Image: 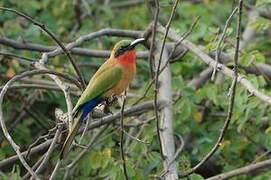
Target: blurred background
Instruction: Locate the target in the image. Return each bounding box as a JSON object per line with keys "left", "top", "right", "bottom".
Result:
{"left": 1, "top": 0, "right": 271, "bottom": 179}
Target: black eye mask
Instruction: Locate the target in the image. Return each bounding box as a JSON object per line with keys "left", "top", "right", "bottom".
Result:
{"left": 114, "top": 44, "right": 133, "bottom": 57}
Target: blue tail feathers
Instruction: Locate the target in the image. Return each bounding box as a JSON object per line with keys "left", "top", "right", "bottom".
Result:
{"left": 80, "top": 97, "right": 103, "bottom": 122}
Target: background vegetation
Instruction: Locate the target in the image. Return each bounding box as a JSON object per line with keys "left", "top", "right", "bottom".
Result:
{"left": 1, "top": 0, "right": 271, "bottom": 179}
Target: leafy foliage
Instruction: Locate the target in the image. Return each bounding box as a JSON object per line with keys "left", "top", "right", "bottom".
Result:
{"left": 0, "top": 0, "right": 271, "bottom": 179}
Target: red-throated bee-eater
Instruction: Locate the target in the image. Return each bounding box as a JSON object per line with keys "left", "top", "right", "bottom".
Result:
{"left": 60, "top": 38, "right": 145, "bottom": 159}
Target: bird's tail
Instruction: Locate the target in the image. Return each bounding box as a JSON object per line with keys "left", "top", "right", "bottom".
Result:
{"left": 60, "top": 111, "right": 82, "bottom": 159}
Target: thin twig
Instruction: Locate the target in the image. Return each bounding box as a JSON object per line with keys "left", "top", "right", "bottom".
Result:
{"left": 163, "top": 27, "right": 271, "bottom": 105}
{"left": 153, "top": 1, "right": 180, "bottom": 179}
{"left": 154, "top": 0, "right": 179, "bottom": 159}
{"left": 0, "top": 84, "right": 77, "bottom": 95}
{"left": 0, "top": 51, "right": 35, "bottom": 62}
{"left": 0, "top": 74, "right": 40, "bottom": 179}
{"left": 0, "top": 36, "right": 149, "bottom": 58}
{"left": 31, "top": 124, "right": 63, "bottom": 179}
{"left": 211, "top": 7, "right": 238, "bottom": 80}
{"left": 207, "top": 158, "right": 271, "bottom": 180}
{"left": 64, "top": 125, "right": 109, "bottom": 177}
{"left": 179, "top": 0, "right": 243, "bottom": 177}
{"left": 49, "top": 160, "right": 61, "bottom": 180}
{"left": 78, "top": 114, "right": 90, "bottom": 144}
{"left": 0, "top": 69, "right": 80, "bottom": 177}
{"left": 133, "top": 18, "right": 198, "bottom": 106}
{"left": 26, "top": 127, "right": 57, "bottom": 159}
{"left": 159, "top": 134, "right": 184, "bottom": 178}
{"left": 158, "top": 16, "right": 200, "bottom": 75}
{"left": 120, "top": 91, "right": 129, "bottom": 180}
{"left": 0, "top": 7, "right": 86, "bottom": 87}
{"left": 122, "top": 129, "right": 149, "bottom": 144}
{"left": 0, "top": 100, "right": 166, "bottom": 170}
{"left": 148, "top": 0, "right": 160, "bottom": 78}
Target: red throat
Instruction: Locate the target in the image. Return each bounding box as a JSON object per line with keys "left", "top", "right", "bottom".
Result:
{"left": 117, "top": 49, "right": 136, "bottom": 65}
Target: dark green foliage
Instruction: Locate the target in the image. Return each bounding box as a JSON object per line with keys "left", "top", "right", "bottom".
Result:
{"left": 1, "top": 0, "right": 271, "bottom": 179}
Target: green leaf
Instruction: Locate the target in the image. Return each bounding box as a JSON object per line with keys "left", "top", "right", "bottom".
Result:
{"left": 189, "top": 174, "right": 205, "bottom": 180}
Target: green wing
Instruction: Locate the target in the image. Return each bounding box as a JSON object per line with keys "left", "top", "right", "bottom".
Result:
{"left": 74, "top": 63, "right": 122, "bottom": 111}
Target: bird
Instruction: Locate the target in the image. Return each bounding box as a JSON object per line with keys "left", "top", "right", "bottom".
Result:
{"left": 60, "top": 38, "right": 145, "bottom": 159}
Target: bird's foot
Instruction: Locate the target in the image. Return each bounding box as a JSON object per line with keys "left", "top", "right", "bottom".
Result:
{"left": 104, "top": 106, "right": 113, "bottom": 115}
{"left": 105, "top": 96, "right": 118, "bottom": 106}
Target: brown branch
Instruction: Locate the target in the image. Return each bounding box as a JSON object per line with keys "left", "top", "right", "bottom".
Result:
{"left": 153, "top": 0, "right": 180, "bottom": 179}
{"left": 0, "top": 37, "right": 148, "bottom": 58}
{"left": 211, "top": 7, "right": 238, "bottom": 80}
{"left": 0, "top": 100, "right": 166, "bottom": 170}
{"left": 148, "top": 0, "right": 160, "bottom": 78}
{"left": 178, "top": 0, "right": 243, "bottom": 177}
{"left": 207, "top": 158, "right": 271, "bottom": 180}
{"left": 49, "top": 160, "right": 61, "bottom": 180}
{"left": 0, "top": 51, "right": 35, "bottom": 63}
{"left": 64, "top": 125, "right": 109, "bottom": 178}
{"left": 31, "top": 124, "right": 63, "bottom": 179}
{"left": 120, "top": 91, "right": 129, "bottom": 180}
{"left": 0, "top": 84, "right": 78, "bottom": 96}
{"left": 162, "top": 25, "right": 271, "bottom": 105}
{"left": 158, "top": 16, "right": 200, "bottom": 75}
{"left": 45, "top": 28, "right": 141, "bottom": 58}
{"left": 0, "top": 69, "right": 82, "bottom": 176}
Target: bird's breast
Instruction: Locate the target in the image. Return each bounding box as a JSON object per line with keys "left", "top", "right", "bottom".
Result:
{"left": 104, "top": 63, "right": 136, "bottom": 96}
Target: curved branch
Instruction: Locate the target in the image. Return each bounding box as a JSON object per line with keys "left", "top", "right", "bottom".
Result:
{"left": 0, "top": 7, "right": 86, "bottom": 87}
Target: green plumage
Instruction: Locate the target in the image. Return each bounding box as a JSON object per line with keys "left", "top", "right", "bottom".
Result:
{"left": 60, "top": 38, "right": 144, "bottom": 159}
{"left": 73, "top": 63, "right": 123, "bottom": 112}
{"left": 60, "top": 62, "right": 123, "bottom": 159}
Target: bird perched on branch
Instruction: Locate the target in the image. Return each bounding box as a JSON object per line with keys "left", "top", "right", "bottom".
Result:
{"left": 60, "top": 38, "right": 145, "bottom": 159}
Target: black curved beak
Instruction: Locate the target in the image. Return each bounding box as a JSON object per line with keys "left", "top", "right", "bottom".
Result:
{"left": 130, "top": 38, "right": 145, "bottom": 48}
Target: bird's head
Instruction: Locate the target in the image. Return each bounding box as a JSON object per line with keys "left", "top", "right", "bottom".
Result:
{"left": 111, "top": 38, "right": 145, "bottom": 63}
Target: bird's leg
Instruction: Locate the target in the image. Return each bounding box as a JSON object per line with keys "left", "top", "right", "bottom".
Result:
{"left": 106, "top": 96, "right": 118, "bottom": 105}
{"left": 104, "top": 103, "right": 113, "bottom": 115}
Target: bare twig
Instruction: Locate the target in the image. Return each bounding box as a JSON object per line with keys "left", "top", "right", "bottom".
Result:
{"left": 120, "top": 91, "right": 129, "bottom": 180}
{"left": 0, "top": 51, "right": 35, "bottom": 62}
{"left": 0, "top": 84, "right": 78, "bottom": 96}
{"left": 154, "top": 0, "right": 179, "bottom": 156}
{"left": 49, "top": 160, "right": 61, "bottom": 180}
{"left": 158, "top": 16, "right": 200, "bottom": 75}
{"left": 26, "top": 127, "right": 57, "bottom": 159}
{"left": 159, "top": 134, "right": 184, "bottom": 177}
{"left": 0, "top": 73, "right": 41, "bottom": 179}
{"left": 179, "top": 0, "right": 243, "bottom": 177}
{"left": 153, "top": 1, "right": 179, "bottom": 179}
{"left": 0, "top": 37, "right": 149, "bottom": 59}
{"left": 0, "top": 7, "right": 86, "bottom": 87}
{"left": 65, "top": 125, "right": 109, "bottom": 174}
{"left": 122, "top": 129, "right": 150, "bottom": 144}
{"left": 31, "top": 124, "right": 63, "bottom": 179}
{"left": 0, "top": 100, "right": 166, "bottom": 170}
{"left": 133, "top": 18, "right": 198, "bottom": 107}
{"left": 0, "top": 69, "right": 81, "bottom": 176}
{"left": 207, "top": 158, "right": 271, "bottom": 180}
{"left": 43, "top": 28, "right": 141, "bottom": 59}
{"left": 163, "top": 27, "right": 271, "bottom": 105}
{"left": 148, "top": 0, "right": 160, "bottom": 78}
{"left": 211, "top": 7, "right": 238, "bottom": 80}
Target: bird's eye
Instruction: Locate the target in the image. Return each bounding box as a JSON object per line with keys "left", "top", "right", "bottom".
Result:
{"left": 121, "top": 44, "right": 129, "bottom": 50}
